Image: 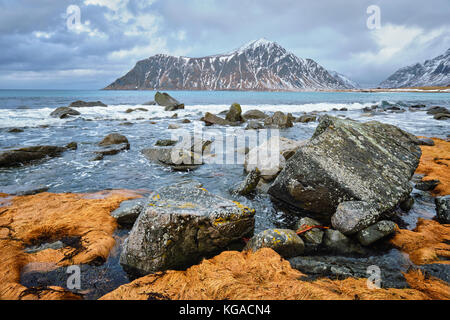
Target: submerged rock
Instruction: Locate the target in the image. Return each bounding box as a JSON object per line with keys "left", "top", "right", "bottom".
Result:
{"left": 242, "top": 109, "right": 268, "bottom": 120}
{"left": 8, "top": 128, "right": 24, "bottom": 133}
{"left": 356, "top": 220, "right": 397, "bottom": 246}
{"left": 0, "top": 145, "right": 68, "bottom": 167}
{"left": 244, "top": 229, "right": 304, "bottom": 258}
{"left": 69, "top": 100, "right": 107, "bottom": 108}
{"left": 50, "top": 107, "right": 81, "bottom": 119}
{"left": 154, "top": 92, "right": 184, "bottom": 111}
{"left": 120, "top": 183, "right": 255, "bottom": 275}
{"left": 435, "top": 195, "right": 450, "bottom": 224}
{"left": 93, "top": 143, "right": 130, "bottom": 161}
{"left": 269, "top": 116, "right": 421, "bottom": 216}
{"left": 99, "top": 133, "right": 129, "bottom": 147}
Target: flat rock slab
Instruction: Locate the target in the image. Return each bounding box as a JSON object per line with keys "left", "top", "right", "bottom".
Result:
{"left": 120, "top": 183, "right": 255, "bottom": 275}
{"left": 269, "top": 116, "right": 421, "bottom": 216}
{"left": 0, "top": 146, "right": 68, "bottom": 167}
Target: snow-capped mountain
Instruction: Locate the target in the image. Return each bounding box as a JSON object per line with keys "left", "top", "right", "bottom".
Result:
{"left": 380, "top": 48, "right": 450, "bottom": 88}
{"left": 329, "top": 71, "right": 359, "bottom": 89}
{"left": 105, "top": 39, "right": 354, "bottom": 91}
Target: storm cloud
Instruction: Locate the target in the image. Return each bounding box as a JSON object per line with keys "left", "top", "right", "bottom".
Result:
{"left": 0, "top": 0, "right": 449, "bottom": 89}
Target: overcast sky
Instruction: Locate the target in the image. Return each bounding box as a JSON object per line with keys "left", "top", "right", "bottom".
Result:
{"left": 0, "top": 0, "right": 449, "bottom": 89}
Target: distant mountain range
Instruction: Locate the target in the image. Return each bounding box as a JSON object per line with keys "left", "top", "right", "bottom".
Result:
{"left": 105, "top": 38, "right": 358, "bottom": 91}
{"left": 380, "top": 48, "right": 450, "bottom": 88}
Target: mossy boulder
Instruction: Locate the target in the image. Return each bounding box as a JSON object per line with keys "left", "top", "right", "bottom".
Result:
{"left": 120, "top": 183, "right": 255, "bottom": 275}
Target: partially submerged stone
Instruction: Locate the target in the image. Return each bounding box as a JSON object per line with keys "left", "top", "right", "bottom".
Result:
{"left": 111, "top": 199, "right": 145, "bottom": 227}
{"left": 244, "top": 229, "right": 304, "bottom": 258}
{"left": 120, "top": 183, "right": 255, "bottom": 275}
{"left": 242, "top": 109, "right": 268, "bottom": 120}
{"left": 269, "top": 116, "right": 421, "bottom": 216}
{"left": 154, "top": 92, "right": 184, "bottom": 111}
{"left": 0, "top": 145, "right": 69, "bottom": 167}
{"left": 356, "top": 220, "right": 397, "bottom": 246}
{"left": 233, "top": 169, "right": 261, "bottom": 196}
{"left": 99, "top": 133, "right": 129, "bottom": 147}
{"left": 50, "top": 107, "right": 81, "bottom": 119}
{"left": 201, "top": 112, "right": 234, "bottom": 126}
{"left": 435, "top": 195, "right": 450, "bottom": 224}
{"left": 263, "top": 111, "right": 293, "bottom": 129}
{"left": 69, "top": 100, "right": 107, "bottom": 108}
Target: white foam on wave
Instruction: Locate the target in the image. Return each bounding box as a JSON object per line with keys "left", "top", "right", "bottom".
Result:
{"left": 0, "top": 102, "right": 378, "bottom": 128}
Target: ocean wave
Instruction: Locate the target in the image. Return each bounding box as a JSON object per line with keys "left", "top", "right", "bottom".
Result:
{"left": 0, "top": 102, "right": 379, "bottom": 128}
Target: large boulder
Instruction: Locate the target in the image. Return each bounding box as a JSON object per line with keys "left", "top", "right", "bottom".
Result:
{"left": 225, "top": 103, "right": 244, "bottom": 122}
{"left": 154, "top": 92, "right": 184, "bottom": 111}
{"left": 244, "top": 229, "right": 304, "bottom": 258}
{"left": 69, "top": 100, "right": 107, "bottom": 108}
{"left": 244, "top": 136, "right": 304, "bottom": 181}
{"left": 264, "top": 111, "right": 294, "bottom": 129}
{"left": 268, "top": 116, "right": 421, "bottom": 217}
{"left": 435, "top": 196, "right": 450, "bottom": 224}
{"left": 50, "top": 107, "right": 81, "bottom": 119}
{"left": 120, "top": 183, "right": 255, "bottom": 275}
{"left": 0, "top": 146, "right": 68, "bottom": 167}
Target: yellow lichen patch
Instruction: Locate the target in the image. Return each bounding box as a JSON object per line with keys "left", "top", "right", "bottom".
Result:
{"left": 177, "top": 202, "right": 197, "bottom": 209}
{"left": 232, "top": 201, "right": 256, "bottom": 216}
{"left": 390, "top": 218, "right": 450, "bottom": 265}
{"left": 415, "top": 137, "right": 450, "bottom": 196}
{"left": 0, "top": 190, "right": 141, "bottom": 300}
{"left": 100, "top": 248, "right": 442, "bottom": 300}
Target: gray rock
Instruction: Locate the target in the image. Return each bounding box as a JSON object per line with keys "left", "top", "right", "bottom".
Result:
{"left": 269, "top": 116, "right": 421, "bottom": 216}
{"left": 120, "top": 183, "right": 255, "bottom": 275}
{"left": 244, "top": 229, "right": 304, "bottom": 258}
{"left": 168, "top": 124, "right": 181, "bottom": 129}
{"left": 356, "top": 220, "right": 397, "bottom": 246}
{"left": 225, "top": 103, "right": 244, "bottom": 122}
{"left": 294, "top": 217, "right": 324, "bottom": 251}
{"left": 93, "top": 143, "right": 130, "bottom": 161}
{"left": 0, "top": 146, "right": 68, "bottom": 167}
{"left": 426, "top": 106, "right": 449, "bottom": 115}
{"left": 201, "top": 112, "right": 234, "bottom": 126}
{"left": 289, "top": 249, "right": 411, "bottom": 288}
{"left": 400, "top": 196, "right": 414, "bottom": 212}
{"left": 245, "top": 121, "right": 264, "bottom": 130}
{"left": 296, "top": 115, "right": 317, "bottom": 123}
{"left": 50, "top": 107, "right": 81, "bottom": 119}
{"left": 264, "top": 111, "right": 293, "bottom": 128}
{"left": 233, "top": 169, "right": 261, "bottom": 196}
{"left": 111, "top": 199, "right": 145, "bottom": 227}
{"left": 415, "top": 179, "right": 440, "bottom": 191}
{"left": 143, "top": 101, "right": 156, "bottom": 106}
{"left": 99, "top": 133, "right": 129, "bottom": 147}
{"left": 154, "top": 92, "right": 184, "bottom": 111}
{"left": 435, "top": 195, "right": 450, "bottom": 224}
{"left": 434, "top": 113, "right": 450, "bottom": 120}
{"left": 69, "top": 100, "right": 107, "bottom": 108}
{"left": 244, "top": 136, "right": 303, "bottom": 181}
{"left": 155, "top": 139, "right": 178, "bottom": 147}
{"left": 242, "top": 110, "right": 268, "bottom": 120}
{"left": 331, "top": 201, "right": 383, "bottom": 235}
{"left": 417, "top": 137, "right": 435, "bottom": 146}
{"left": 323, "top": 229, "right": 366, "bottom": 255}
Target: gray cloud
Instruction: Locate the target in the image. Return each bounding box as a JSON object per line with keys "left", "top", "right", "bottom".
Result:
{"left": 0, "top": 0, "right": 449, "bottom": 89}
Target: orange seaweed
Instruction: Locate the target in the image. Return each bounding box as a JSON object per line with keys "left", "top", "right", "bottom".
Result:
{"left": 415, "top": 137, "right": 450, "bottom": 196}
{"left": 390, "top": 218, "right": 450, "bottom": 265}
{"left": 0, "top": 190, "right": 141, "bottom": 300}
{"left": 100, "top": 248, "right": 445, "bottom": 301}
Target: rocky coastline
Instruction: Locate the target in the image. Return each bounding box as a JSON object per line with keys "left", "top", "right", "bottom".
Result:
{"left": 0, "top": 92, "right": 449, "bottom": 300}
